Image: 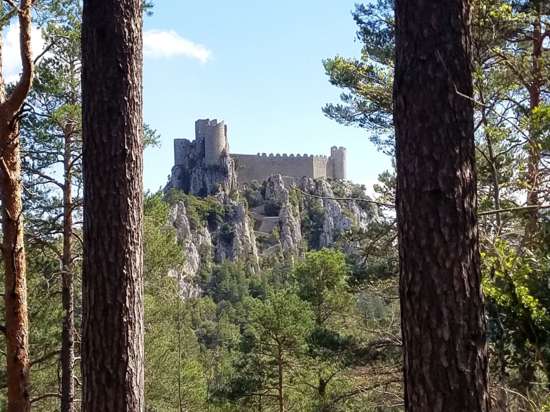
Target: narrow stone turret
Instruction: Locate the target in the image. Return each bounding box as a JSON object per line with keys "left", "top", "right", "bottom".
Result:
{"left": 329, "top": 146, "right": 347, "bottom": 180}
{"left": 196, "top": 119, "right": 228, "bottom": 166}
{"left": 169, "top": 119, "right": 236, "bottom": 196}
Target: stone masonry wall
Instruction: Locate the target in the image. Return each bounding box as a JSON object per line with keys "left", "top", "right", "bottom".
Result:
{"left": 233, "top": 153, "right": 330, "bottom": 183}
{"left": 171, "top": 119, "right": 347, "bottom": 191}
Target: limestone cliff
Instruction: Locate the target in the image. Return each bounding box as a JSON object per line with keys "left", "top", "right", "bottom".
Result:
{"left": 244, "top": 175, "right": 377, "bottom": 260}
{"left": 169, "top": 194, "right": 259, "bottom": 279}
{"left": 170, "top": 201, "right": 212, "bottom": 279}
{"left": 252, "top": 175, "right": 303, "bottom": 260}
{"left": 167, "top": 174, "right": 377, "bottom": 280}
{"left": 299, "top": 177, "right": 376, "bottom": 249}
{"left": 213, "top": 201, "right": 259, "bottom": 264}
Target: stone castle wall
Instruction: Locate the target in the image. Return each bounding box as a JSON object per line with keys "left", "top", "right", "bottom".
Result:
{"left": 313, "top": 156, "right": 330, "bottom": 179}
{"left": 173, "top": 119, "right": 347, "bottom": 188}
{"left": 233, "top": 153, "right": 330, "bottom": 183}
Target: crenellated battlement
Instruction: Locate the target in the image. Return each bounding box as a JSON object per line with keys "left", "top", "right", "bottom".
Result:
{"left": 173, "top": 119, "right": 347, "bottom": 185}
{"left": 252, "top": 152, "right": 328, "bottom": 160}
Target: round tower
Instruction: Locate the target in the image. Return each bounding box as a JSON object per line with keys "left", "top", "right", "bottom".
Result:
{"left": 201, "top": 119, "right": 228, "bottom": 166}
{"left": 330, "top": 146, "right": 347, "bottom": 180}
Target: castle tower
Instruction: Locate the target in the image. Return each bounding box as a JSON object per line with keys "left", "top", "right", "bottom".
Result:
{"left": 174, "top": 139, "right": 186, "bottom": 165}
{"left": 196, "top": 119, "right": 228, "bottom": 166}
{"left": 329, "top": 146, "right": 347, "bottom": 180}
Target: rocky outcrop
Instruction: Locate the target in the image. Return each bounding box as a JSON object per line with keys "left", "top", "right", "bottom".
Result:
{"left": 168, "top": 202, "right": 210, "bottom": 298}
{"left": 169, "top": 197, "right": 259, "bottom": 281}
{"left": 299, "top": 177, "right": 377, "bottom": 248}
{"left": 213, "top": 200, "right": 259, "bottom": 266}
{"left": 167, "top": 136, "right": 237, "bottom": 196}
{"left": 170, "top": 201, "right": 212, "bottom": 278}
{"left": 167, "top": 168, "right": 376, "bottom": 282}
{"left": 246, "top": 175, "right": 376, "bottom": 258}
{"left": 263, "top": 175, "right": 303, "bottom": 258}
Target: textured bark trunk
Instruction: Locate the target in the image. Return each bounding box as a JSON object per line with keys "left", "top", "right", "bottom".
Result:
{"left": 81, "top": 0, "right": 144, "bottom": 411}
{"left": 61, "top": 131, "right": 75, "bottom": 412}
{"left": 0, "top": 1, "right": 34, "bottom": 411}
{"left": 0, "top": 123, "right": 30, "bottom": 412}
{"left": 394, "top": 1, "right": 490, "bottom": 411}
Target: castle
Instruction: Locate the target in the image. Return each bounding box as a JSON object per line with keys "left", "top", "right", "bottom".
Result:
{"left": 173, "top": 119, "right": 347, "bottom": 188}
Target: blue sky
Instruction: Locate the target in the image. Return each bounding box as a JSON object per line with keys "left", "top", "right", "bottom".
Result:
{"left": 142, "top": 1, "right": 391, "bottom": 192}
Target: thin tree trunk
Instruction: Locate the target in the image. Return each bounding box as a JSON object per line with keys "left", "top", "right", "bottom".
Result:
{"left": 60, "top": 130, "right": 75, "bottom": 412}
{"left": 525, "top": 4, "right": 543, "bottom": 241}
{"left": 0, "top": 1, "right": 34, "bottom": 411}
{"left": 277, "top": 346, "right": 284, "bottom": 412}
{"left": 81, "top": 0, "right": 144, "bottom": 410}
{"left": 478, "top": 87, "right": 502, "bottom": 232}
{"left": 485, "top": 135, "right": 501, "bottom": 231}
{"left": 394, "top": 1, "right": 490, "bottom": 411}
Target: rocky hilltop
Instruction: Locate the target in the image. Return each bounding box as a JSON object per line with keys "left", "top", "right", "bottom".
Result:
{"left": 166, "top": 174, "right": 377, "bottom": 280}
{"left": 166, "top": 129, "right": 237, "bottom": 196}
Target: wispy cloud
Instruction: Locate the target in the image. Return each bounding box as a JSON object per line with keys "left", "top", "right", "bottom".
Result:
{"left": 3, "top": 23, "right": 45, "bottom": 83}
{"left": 144, "top": 30, "right": 212, "bottom": 63}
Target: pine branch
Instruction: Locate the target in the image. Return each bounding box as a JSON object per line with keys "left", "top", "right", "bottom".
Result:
{"left": 30, "top": 349, "right": 60, "bottom": 367}
{"left": 1, "top": 0, "right": 34, "bottom": 116}
{"left": 294, "top": 186, "right": 550, "bottom": 217}
{"left": 478, "top": 204, "right": 550, "bottom": 216}
{"left": 30, "top": 393, "right": 61, "bottom": 404}
{"left": 292, "top": 186, "right": 393, "bottom": 207}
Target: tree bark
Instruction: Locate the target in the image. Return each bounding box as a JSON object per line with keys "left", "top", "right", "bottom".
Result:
{"left": 61, "top": 128, "right": 75, "bottom": 412}
{"left": 393, "top": 1, "right": 490, "bottom": 411}
{"left": 81, "top": 1, "right": 144, "bottom": 411}
{"left": 525, "top": 3, "right": 543, "bottom": 241}
{"left": 0, "top": 122, "right": 30, "bottom": 412}
{"left": 0, "top": 1, "right": 34, "bottom": 411}
{"left": 277, "top": 346, "right": 284, "bottom": 412}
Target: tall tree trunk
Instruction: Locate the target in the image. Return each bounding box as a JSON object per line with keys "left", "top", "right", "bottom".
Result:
{"left": 393, "top": 1, "right": 490, "bottom": 411}
{"left": 0, "top": 1, "right": 34, "bottom": 411}
{"left": 277, "top": 346, "right": 284, "bottom": 412}
{"left": 0, "top": 122, "right": 30, "bottom": 412}
{"left": 61, "top": 130, "right": 75, "bottom": 412}
{"left": 81, "top": 0, "right": 144, "bottom": 410}
{"left": 525, "top": 3, "right": 543, "bottom": 241}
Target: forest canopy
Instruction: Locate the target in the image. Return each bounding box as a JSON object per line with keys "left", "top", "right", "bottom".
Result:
{"left": 0, "top": 0, "right": 549, "bottom": 411}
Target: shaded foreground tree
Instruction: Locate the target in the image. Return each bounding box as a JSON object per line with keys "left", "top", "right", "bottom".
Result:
{"left": 0, "top": 1, "right": 35, "bottom": 411}
{"left": 81, "top": 0, "right": 144, "bottom": 410}
{"left": 394, "top": 1, "right": 490, "bottom": 411}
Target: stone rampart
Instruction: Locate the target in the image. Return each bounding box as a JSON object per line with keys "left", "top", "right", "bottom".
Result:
{"left": 232, "top": 153, "right": 330, "bottom": 183}
{"left": 171, "top": 119, "right": 347, "bottom": 189}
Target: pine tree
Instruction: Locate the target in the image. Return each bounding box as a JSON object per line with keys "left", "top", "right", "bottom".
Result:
{"left": 0, "top": 2, "right": 35, "bottom": 410}
{"left": 393, "top": 1, "right": 490, "bottom": 410}
{"left": 245, "top": 290, "right": 314, "bottom": 412}
{"left": 22, "top": 5, "right": 82, "bottom": 410}
{"left": 81, "top": 0, "right": 144, "bottom": 409}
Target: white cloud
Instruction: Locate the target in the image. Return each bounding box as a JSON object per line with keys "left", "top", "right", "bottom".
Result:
{"left": 144, "top": 30, "right": 211, "bottom": 63}
{"left": 3, "top": 23, "right": 45, "bottom": 83}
